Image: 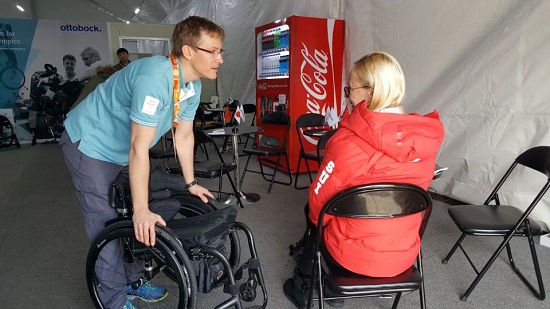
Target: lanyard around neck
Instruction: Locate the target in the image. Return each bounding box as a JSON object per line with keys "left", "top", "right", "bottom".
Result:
{"left": 169, "top": 54, "right": 180, "bottom": 127}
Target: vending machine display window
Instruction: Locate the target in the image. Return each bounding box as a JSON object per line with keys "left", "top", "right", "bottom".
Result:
{"left": 257, "top": 24, "right": 290, "bottom": 80}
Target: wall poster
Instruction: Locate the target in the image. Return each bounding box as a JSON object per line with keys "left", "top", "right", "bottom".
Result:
{"left": 0, "top": 18, "right": 110, "bottom": 143}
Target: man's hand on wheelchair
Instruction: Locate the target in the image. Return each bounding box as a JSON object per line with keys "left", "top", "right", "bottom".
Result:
{"left": 133, "top": 209, "right": 166, "bottom": 246}
{"left": 188, "top": 184, "right": 215, "bottom": 203}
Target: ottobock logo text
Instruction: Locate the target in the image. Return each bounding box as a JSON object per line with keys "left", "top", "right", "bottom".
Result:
{"left": 314, "top": 160, "right": 335, "bottom": 195}
{"left": 60, "top": 24, "right": 102, "bottom": 32}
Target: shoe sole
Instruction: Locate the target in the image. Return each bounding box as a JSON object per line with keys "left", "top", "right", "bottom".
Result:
{"left": 127, "top": 291, "right": 169, "bottom": 303}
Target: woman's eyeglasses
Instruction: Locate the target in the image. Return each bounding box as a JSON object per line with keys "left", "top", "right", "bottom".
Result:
{"left": 344, "top": 84, "right": 370, "bottom": 98}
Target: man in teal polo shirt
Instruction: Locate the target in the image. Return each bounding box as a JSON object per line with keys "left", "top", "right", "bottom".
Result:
{"left": 60, "top": 16, "right": 224, "bottom": 309}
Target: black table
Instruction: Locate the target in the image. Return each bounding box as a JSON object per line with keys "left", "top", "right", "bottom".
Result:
{"left": 207, "top": 126, "right": 261, "bottom": 206}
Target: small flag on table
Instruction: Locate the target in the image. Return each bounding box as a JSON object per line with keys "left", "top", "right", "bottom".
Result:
{"left": 234, "top": 104, "right": 245, "bottom": 124}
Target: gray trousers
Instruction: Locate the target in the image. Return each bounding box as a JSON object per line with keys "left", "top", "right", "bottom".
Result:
{"left": 60, "top": 131, "right": 129, "bottom": 309}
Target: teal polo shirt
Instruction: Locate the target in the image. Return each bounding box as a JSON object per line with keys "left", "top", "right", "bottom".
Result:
{"left": 64, "top": 55, "right": 201, "bottom": 165}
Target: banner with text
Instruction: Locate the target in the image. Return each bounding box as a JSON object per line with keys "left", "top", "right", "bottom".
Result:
{"left": 0, "top": 18, "right": 109, "bottom": 142}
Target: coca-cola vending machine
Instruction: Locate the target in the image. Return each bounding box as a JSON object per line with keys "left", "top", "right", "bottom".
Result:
{"left": 255, "top": 16, "right": 345, "bottom": 173}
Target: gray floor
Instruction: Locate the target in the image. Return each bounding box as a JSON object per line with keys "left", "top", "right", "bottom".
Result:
{"left": 1, "top": 142, "right": 549, "bottom": 309}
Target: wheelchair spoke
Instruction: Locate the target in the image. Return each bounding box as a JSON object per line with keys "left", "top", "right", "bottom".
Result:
{"left": 87, "top": 226, "right": 195, "bottom": 309}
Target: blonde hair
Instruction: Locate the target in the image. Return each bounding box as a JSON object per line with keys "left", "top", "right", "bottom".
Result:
{"left": 351, "top": 52, "right": 405, "bottom": 112}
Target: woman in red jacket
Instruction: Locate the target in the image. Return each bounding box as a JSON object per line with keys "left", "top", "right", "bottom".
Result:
{"left": 284, "top": 52, "right": 445, "bottom": 308}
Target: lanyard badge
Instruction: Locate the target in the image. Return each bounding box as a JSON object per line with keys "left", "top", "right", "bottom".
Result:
{"left": 169, "top": 54, "right": 196, "bottom": 127}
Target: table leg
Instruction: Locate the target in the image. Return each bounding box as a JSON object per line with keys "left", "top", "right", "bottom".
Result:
{"left": 221, "top": 133, "right": 260, "bottom": 206}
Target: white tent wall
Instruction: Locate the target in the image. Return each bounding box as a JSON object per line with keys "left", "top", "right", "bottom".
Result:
{"left": 344, "top": 0, "right": 550, "bottom": 228}
{"left": 2, "top": 0, "right": 549, "bottom": 228}
{"left": 156, "top": 0, "right": 343, "bottom": 106}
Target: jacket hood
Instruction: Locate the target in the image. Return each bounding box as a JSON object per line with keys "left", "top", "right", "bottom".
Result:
{"left": 340, "top": 101, "right": 444, "bottom": 162}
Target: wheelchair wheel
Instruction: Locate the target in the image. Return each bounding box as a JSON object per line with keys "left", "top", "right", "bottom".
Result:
{"left": 173, "top": 194, "right": 241, "bottom": 272}
{"left": 86, "top": 220, "right": 197, "bottom": 309}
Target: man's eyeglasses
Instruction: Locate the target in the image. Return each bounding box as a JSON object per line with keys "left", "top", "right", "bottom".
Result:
{"left": 344, "top": 84, "right": 370, "bottom": 98}
{"left": 193, "top": 46, "right": 224, "bottom": 58}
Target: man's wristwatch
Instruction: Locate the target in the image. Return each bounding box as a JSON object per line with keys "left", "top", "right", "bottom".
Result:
{"left": 185, "top": 179, "right": 198, "bottom": 189}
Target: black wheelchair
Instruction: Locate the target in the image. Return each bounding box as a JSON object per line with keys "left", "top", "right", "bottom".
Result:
{"left": 86, "top": 168, "right": 268, "bottom": 309}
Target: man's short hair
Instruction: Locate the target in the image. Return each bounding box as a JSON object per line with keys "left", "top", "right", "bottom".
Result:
{"left": 171, "top": 16, "right": 224, "bottom": 57}
{"left": 63, "top": 54, "right": 76, "bottom": 63}
{"left": 116, "top": 48, "right": 129, "bottom": 55}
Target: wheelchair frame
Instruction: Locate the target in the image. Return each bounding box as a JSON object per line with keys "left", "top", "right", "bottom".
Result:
{"left": 86, "top": 170, "right": 268, "bottom": 309}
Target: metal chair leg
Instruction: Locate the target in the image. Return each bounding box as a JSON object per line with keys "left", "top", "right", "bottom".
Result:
{"left": 442, "top": 233, "right": 466, "bottom": 264}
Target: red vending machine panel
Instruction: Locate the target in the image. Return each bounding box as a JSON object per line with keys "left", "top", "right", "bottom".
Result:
{"left": 255, "top": 16, "right": 345, "bottom": 173}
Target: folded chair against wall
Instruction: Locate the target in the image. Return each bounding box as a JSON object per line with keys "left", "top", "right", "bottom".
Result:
{"left": 307, "top": 183, "right": 433, "bottom": 309}
{"left": 294, "top": 113, "right": 327, "bottom": 190}
{"left": 240, "top": 111, "right": 292, "bottom": 193}
{"left": 442, "top": 145, "right": 550, "bottom": 301}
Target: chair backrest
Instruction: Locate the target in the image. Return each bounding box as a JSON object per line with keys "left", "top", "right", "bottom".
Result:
{"left": 261, "top": 111, "right": 291, "bottom": 125}
{"left": 228, "top": 100, "right": 240, "bottom": 108}
{"left": 194, "top": 105, "right": 209, "bottom": 129}
{"left": 193, "top": 128, "right": 228, "bottom": 165}
{"left": 296, "top": 113, "right": 326, "bottom": 129}
{"left": 296, "top": 113, "right": 327, "bottom": 156}
{"left": 258, "top": 111, "right": 291, "bottom": 149}
{"left": 193, "top": 128, "right": 216, "bottom": 147}
{"left": 515, "top": 146, "right": 550, "bottom": 178}
{"left": 316, "top": 129, "right": 337, "bottom": 162}
{"left": 242, "top": 103, "right": 256, "bottom": 114}
{"left": 242, "top": 103, "right": 257, "bottom": 126}
{"left": 484, "top": 146, "right": 550, "bottom": 205}
{"left": 482, "top": 146, "right": 550, "bottom": 231}
{"left": 317, "top": 183, "right": 433, "bottom": 239}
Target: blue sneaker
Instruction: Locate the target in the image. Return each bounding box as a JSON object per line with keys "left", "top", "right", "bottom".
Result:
{"left": 123, "top": 298, "right": 137, "bottom": 309}
{"left": 126, "top": 281, "right": 168, "bottom": 303}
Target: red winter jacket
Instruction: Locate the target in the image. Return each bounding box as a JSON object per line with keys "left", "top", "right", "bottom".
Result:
{"left": 308, "top": 101, "right": 445, "bottom": 277}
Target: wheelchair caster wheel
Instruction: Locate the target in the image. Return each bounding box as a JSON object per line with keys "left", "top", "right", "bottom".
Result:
{"left": 239, "top": 281, "right": 257, "bottom": 302}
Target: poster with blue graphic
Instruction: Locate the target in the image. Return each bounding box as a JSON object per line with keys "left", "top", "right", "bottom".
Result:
{"left": 0, "top": 18, "right": 109, "bottom": 143}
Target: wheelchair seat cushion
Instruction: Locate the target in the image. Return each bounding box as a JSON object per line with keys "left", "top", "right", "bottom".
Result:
{"left": 167, "top": 206, "right": 238, "bottom": 246}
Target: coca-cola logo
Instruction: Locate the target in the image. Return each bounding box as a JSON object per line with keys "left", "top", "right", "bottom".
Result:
{"left": 258, "top": 83, "right": 267, "bottom": 90}
{"left": 300, "top": 42, "right": 330, "bottom": 115}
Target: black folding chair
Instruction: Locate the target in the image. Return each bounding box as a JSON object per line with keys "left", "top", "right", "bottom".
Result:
{"left": 315, "top": 129, "right": 337, "bottom": 164}
{"left": 442, "top": 145, "right": 550, "bottom": 301}
{"left": 239, "top": 103, "right": 257, "bottom": 149}
{"left": 149, "top": 134, "right": 175, "bottom": 169}
{"left": 294, "top": 113, "right": 327, "bottom": 190}
{"left": 190, "top": 129, "right": 244, "bottom": 208}
{"left": 307, "top": 183, "right": 433, "bottom": 309}
{"left": 195, "top": 105, "right": 224, "bottom": 131}
{"left": 240, "top": 111, "right": 292, "bottom": 193}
